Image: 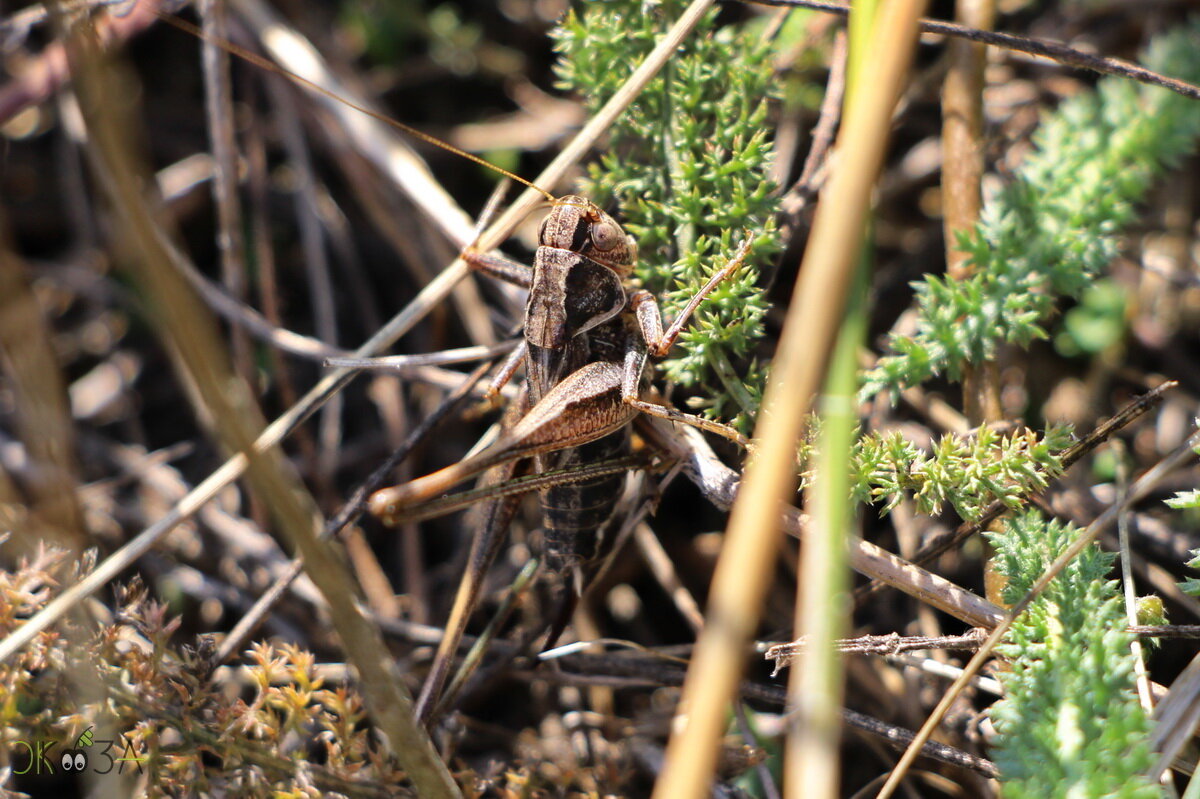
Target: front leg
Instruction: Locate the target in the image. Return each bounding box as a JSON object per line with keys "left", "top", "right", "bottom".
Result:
{"left": 462, "top": 247, "right": 533, "bottom": 289}
{"left": 485, "top": 338, "right": 526, "bottom": 399}
{"left": 619, "top": 341, "right": 749, "bottom": 447}
{"left": 621, "top": 236, "right": 754, "bottom": 446}
{"left": 629, "top": 235, "right": 753, "bottom": 357}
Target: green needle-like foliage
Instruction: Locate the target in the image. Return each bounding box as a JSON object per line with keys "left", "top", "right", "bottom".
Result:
{"left": 1169, "top": 427, "right": 1200, "bottom": 596}
{"left": 552, "top": 0, "right": 781, "bottom": 431}
{"left": 864, "top": 23, "right": 1200, "bottom": 400}
{"left": 850, "top": 425, "right": 1071, "bottom": 520}
{"left": 1170, "top": 491, "right": 1200, "bottom": 511}
{"left": 988, "top": 511, "right": 1158, "bottom": 798}
{"left": 1178, "top": 548, "right": 1200, "bottom": 598}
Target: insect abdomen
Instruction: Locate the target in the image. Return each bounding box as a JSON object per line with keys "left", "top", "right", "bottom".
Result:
{"left": 539, "top": 427, "right": 629, "bottom": 579}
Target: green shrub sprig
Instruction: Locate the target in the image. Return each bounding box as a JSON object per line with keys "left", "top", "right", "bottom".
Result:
{"left": 850, "top": 425, "right": 1072, "bottom": 520}
{"left": 864, "top": 23, "right": 1200, "bottom": 400}
{"left": 988, "top": 511, "right": 1158, "bottom": 798}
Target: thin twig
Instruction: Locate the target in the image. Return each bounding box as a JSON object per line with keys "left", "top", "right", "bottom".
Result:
{"left": 778, "top": 30, "right": 846, "bottom": 229}
{"left": 1113, "top": 441, "right": 1157, "bottom": 714}
{"left": 147, "top": 194, "right": 353, "bottom": 361}
{"left": 1131, "top": 625, "right": 1200, "bottom": 640}
{"left": 633, "top": 522, "right": 706, "bottom": 634}
{"left": 262, "top": 52, "right": 343, "bottom": 485}
{"left": 942, "top": 0, "right": 999, "bottom": 426}
{"left": 200, "top": 0, "right": 252, "bottom": 378}
{"left": 748, "top": 0, "right": 1200, "bottom": 101}
{"left": 884, "top": 653, "right": 1004, "bottom": 696}
{"left": 764, "top": 628, "right": 988, "bottom": 669}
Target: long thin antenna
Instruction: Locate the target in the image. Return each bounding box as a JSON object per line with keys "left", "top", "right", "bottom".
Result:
{"left": 155, "top": 10, "right": 558, "bottom": 204}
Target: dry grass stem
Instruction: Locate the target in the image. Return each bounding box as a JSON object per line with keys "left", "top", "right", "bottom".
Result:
{"left": 652, "top": 2, "right": 929, "bottom": 797}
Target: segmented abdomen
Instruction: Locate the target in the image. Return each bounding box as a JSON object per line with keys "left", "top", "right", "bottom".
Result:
{"left": 539, "top": 426, "right": 629, "bottom": 579}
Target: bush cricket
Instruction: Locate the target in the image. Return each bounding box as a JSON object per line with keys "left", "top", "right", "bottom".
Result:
{"left": 369, "top": 194, "right": 752, "bottom": 720}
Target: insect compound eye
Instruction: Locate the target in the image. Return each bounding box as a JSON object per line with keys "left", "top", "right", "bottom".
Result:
{"left": 589, "top": 218, "right": 622, "bottom": 252}
{"left": 537, "top": 215, "right": 550, "bottom": 245}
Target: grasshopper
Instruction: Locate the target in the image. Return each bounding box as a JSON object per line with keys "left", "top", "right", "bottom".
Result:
{"left": 369, "top": 197, "right": 750, "bottom": 574}
{"left": 368, "top": 195, "right": 750, "bottom": 720}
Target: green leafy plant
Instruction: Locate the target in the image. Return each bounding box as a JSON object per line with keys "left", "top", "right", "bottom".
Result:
{"left": 1179, "top": 549, "right": 1200, "bottom": 598}
{"left": 864, "top": 23, "right": 1200, "bottom": 399}
{"left": 856, "top": 22, "right": 1200, "bottom": 797}
{"left": 552, "top": 0, "right": 782, "bottom": 431}
{"left": 987, "top": 511, "right": 1159, "bottom": 799}
{"left": 1053, "top": 278, "right": 1129, "bottom": 358}
{"left": 849, "top": 425, "right": 1072, "bottom": 520}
